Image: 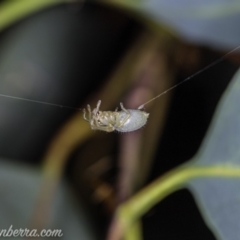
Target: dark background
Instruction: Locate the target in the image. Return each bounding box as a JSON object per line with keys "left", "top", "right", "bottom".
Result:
{"left": 0, "top": 2, "right": 238, "bottom": 239}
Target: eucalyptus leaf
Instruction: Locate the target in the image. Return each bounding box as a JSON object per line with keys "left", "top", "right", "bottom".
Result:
{"left": 128, "top": 0, "right": 240, "bottom": 49}
{"left": 0, "top": 160, "right": 98, "bottom": 240}
{"left": 187, "top": 68, "right": 240, "bottom": 240}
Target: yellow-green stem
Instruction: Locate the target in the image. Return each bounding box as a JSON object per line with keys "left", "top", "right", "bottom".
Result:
{"left": 124, "top": 221, "right": 142, "bottom": 240}
{"left": 117, "top": 165, "right": 240, "bottom": 239}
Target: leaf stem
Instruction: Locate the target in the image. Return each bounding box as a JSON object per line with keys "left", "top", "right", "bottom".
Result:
{"left": 116, "top": 165, "right": 240, "bottom": 239}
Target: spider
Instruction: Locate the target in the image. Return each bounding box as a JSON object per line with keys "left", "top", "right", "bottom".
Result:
{"left": 83, "top": 100, "right": 149, "bottom": 132}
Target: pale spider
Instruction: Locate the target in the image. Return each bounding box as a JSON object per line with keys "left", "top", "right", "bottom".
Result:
{"left": 83, "top": 100, "right": 149, "bottom": 132}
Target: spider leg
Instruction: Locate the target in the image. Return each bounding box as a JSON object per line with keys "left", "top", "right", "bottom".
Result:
{"left": 92, "top": 118, "right": 115, "bottom": 132}
{"left": 118, "top": 102, "right": 131, "bottom": 128}
{"left": 120, "top": 102, "right": 129, "bottom": 113}
{"left": 96, "top": 100, "right": 101, "bottom": 112}
{"left": 91, "top": 100, "right": 102, "bottom": 126}
{"left": 93, "top": 125, "right": 115, "bottom": 132}
{"left": 92, "top": 100, "right": 101, "bottom": 116}
{"left": 83, "top": 108, "right": 89, "bottom": 122}
{"left": 87, "top": 104, "right": 92, "bottom": 120}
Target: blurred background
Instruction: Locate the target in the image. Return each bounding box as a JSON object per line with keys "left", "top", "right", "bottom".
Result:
{"left": 0, "top": 0, "right": 239, "bottom": 239}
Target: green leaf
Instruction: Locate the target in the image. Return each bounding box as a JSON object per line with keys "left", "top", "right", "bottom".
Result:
{"left": 0, "top": 160, "right": 98, "bottom": 240}
{"left": 187, "top": 68, "right": 240, "bottom": 240}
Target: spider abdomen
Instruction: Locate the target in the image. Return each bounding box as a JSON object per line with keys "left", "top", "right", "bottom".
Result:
{"left": 115, "top": 110, "right": 149, "bottom": 132}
